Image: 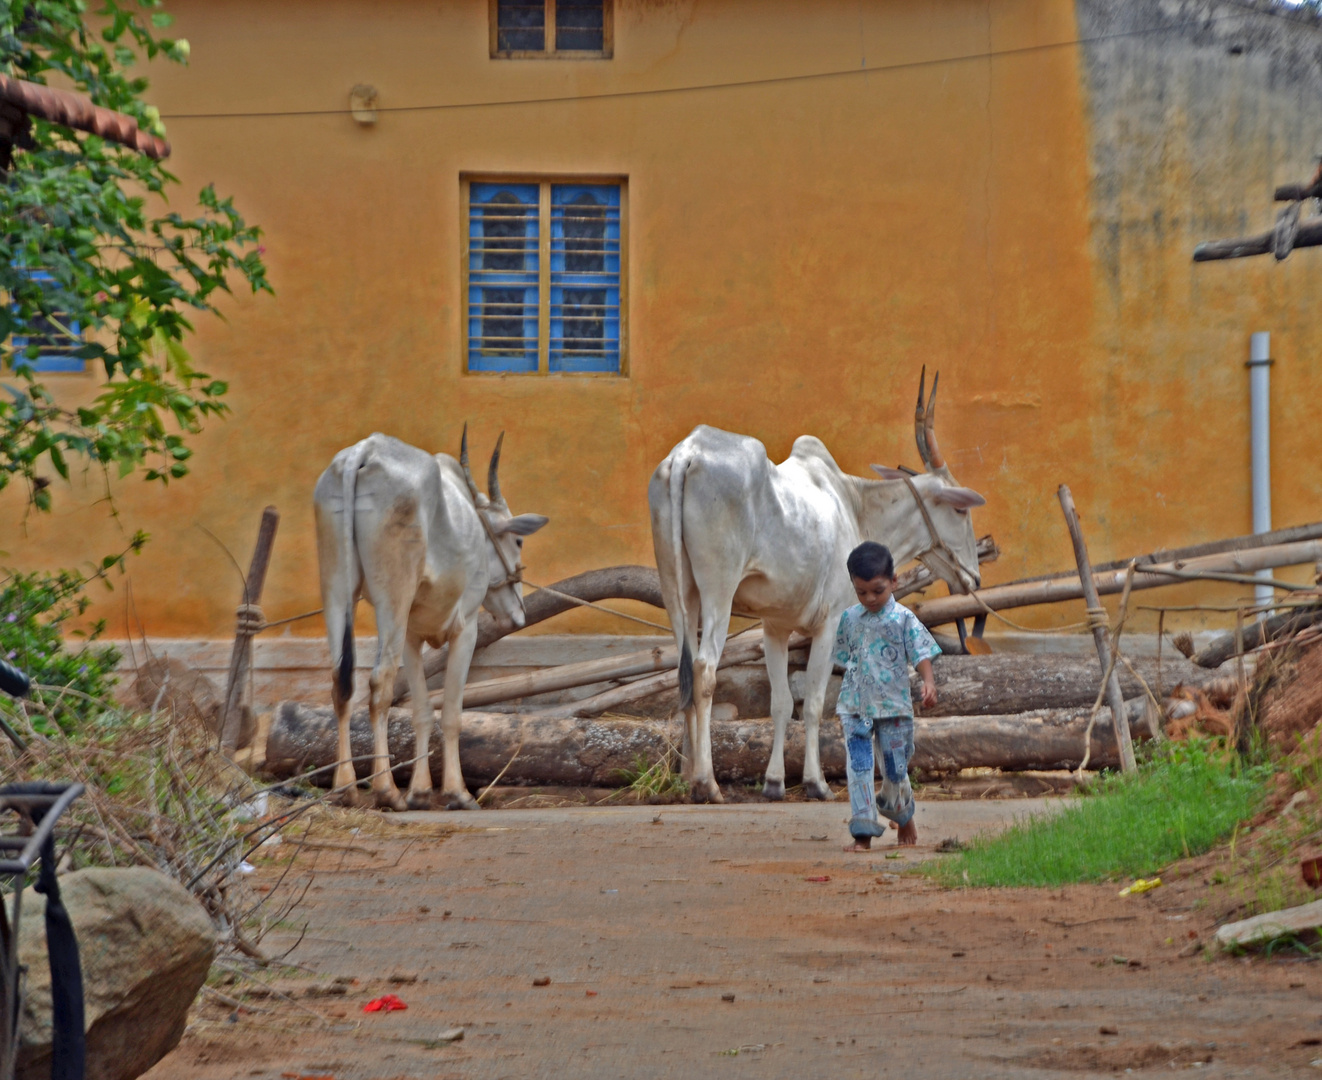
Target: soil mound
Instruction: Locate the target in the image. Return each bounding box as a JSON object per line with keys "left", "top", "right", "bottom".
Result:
{"left": 1259, "top": 639, "right": 1322, "bottom": 751}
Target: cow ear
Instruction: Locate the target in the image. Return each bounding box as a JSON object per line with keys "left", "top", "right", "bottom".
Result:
{"left": 870, "top": 465, "right": 911, "bottom": 481}
{"left": 930, "top": 486, "right": 986, "bottom": 509}
{"left": 498, "top": 514, "right": 549, "bottom": 537}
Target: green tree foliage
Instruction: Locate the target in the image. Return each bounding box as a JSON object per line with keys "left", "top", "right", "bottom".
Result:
{"left": 0, "top": 0, "right": 270, "bottom": 511}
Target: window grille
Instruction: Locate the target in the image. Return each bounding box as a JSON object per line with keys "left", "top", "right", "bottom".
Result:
{"left": 10, "top": 270, "right": 84, "bottom": 373}
{"left": 492, "top": 0, "right": 612, "bottom": 58}
{"left": 465, "top": 178, "right": 625, "bottom": 375}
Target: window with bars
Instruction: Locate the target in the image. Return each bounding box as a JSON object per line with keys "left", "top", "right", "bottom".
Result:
{"left": 465, "top": 178, "right": 624, "bottom": 375}
{"left": 491, "top": 0, "right": 612, "bottom": 58}
{"left": 9, "top": 270, "right": 84, "bottom": 373}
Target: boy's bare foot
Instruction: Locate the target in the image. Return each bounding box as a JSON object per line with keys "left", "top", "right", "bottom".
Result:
{"left": 843, "top": 838, "right": 872, "bottom": 852}
{"left": 896, "top": 820, "right": 917, "bottom": 846}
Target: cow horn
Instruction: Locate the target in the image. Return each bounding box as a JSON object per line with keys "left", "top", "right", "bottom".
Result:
{"left": 914, "top": 366, "right": 933, "bottom": 470}
{"left": 924, "top": 370, "right": 946, "bottom": 469}
{"left": 459, "top": 423, "right": 482, "bottom": 502}
{"left": 487, "top": 430, "right": 505, "bottom": 506}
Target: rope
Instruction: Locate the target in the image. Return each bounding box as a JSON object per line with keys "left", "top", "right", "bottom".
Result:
{"left": 521, "top": 581, "right": 673, "bottom": 633}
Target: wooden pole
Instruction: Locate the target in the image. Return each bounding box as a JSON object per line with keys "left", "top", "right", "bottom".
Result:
{"left": 909, "top": 537, "right": 1322, "bottom": 628}
{"left": 1058, "top": 485, "right": 1136, "bottom": 772}
{"left": 220, "top": 506, "right": 279, "bottom": 756}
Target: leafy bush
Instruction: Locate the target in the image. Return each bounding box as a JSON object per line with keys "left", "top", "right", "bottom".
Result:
{"left": 932, "top": 742, "right": 1269, "bottom": 888}
{"left": 0, "top": 565, "right": 123, "bottom": 734}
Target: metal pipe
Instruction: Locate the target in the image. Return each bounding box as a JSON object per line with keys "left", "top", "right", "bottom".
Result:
{"left": 1249, "top": 332, "right": 1273, "bottom": 612}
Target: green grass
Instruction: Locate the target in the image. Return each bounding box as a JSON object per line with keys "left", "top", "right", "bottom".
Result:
{"left": 931, "top": 743, "right": 1269, "bottom": 888}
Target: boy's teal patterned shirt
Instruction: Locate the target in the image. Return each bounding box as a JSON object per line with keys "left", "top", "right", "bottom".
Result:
{"left": 834, "top": 596, "right": 942, "bottom": 718}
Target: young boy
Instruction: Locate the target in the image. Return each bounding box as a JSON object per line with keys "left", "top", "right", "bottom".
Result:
{"left": 835, "top": 541, "right": 941, "bottom": 852}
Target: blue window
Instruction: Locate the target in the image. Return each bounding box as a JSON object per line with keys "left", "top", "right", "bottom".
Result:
{"left": 467, "top": 183, "right": 540, "bottom": 373}
{"left": 10, "top": 270, "right": 84, "bottom": 373}
{"left": 465, "top": 178, "right": 625, "bottom": 375}
{"left": 550, "top": 184, "right": 620, "bottom": 373}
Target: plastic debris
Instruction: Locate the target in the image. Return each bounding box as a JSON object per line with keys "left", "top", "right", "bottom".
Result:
{"left": 804, "top": 875, "right": 831, "bottom": 883}
{"left": 532, "top": 976, "right": 551, "bottom": 987}
{"left": 1118, "top": 877, "right": 1162, "bottom": 896}
{"left": 362, "top": 994, "right": 408, "bottom": 1013}
{"left": 237, "top": 860, "right": 256, "bottom": 875}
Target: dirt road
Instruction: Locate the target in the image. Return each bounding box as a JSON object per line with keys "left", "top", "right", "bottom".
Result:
{"left": 149, "top": 798, "right": 1317, "bottom": 1079}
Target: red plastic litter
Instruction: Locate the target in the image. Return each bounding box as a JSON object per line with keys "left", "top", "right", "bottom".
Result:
{"left": 804, "top": 875, "right": 832, "bottom": 883}
{"left": 586, "top": 990, "right": 598, "bottom": 997}
{"left": 362, "top": 994, "right": 408, "bottom": 1013}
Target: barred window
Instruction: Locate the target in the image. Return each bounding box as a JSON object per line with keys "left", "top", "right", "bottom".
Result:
{"left": 465, "top": 178, "right": 625, "bottom": 375}
{"left": 9, "top": 270, "right": 84, "bottom": 373}
{"left": 491, "top": 0, "right": 612, "bottom": 58}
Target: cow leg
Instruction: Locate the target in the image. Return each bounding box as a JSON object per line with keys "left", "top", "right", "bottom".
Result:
{"left": 367, "top": 617, "right": 409, "bottom": 813}
{"left": 439, "top": 619, "right": 480, "bottom": 810}
{"left": 761, "top": 628, "right": 793, "bottom": 801}
{"left": 688, "top": 603, "right": 732, "bottom": 804}
{"left": 403, "top": 635, "right": 436, "bottom": 811}
{"left": 330, "top": 666, "right": 359, "bottom": 807}
{"left": 798, "top": 627, "right": 836, "bottom": 801}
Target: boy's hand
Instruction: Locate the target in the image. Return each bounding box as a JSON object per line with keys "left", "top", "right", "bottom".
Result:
{"left": 920, "top": 679, "right": 937, "bottom": 709}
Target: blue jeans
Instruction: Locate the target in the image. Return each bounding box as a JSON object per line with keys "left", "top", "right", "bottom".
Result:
{"left": 840, "top": 714, "right": 915, "bottom": 838}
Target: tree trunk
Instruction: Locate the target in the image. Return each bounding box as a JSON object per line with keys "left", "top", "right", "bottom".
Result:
{"left": 265, "top": 699, "right": 1150, "bottom": 788}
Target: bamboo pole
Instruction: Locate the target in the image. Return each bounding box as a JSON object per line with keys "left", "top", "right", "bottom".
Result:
{"left": 1058, "top": 485, "right": 1136, "bottom": 772}
{"left": 908, "top": 538, "right": 1322, "bottom": 629}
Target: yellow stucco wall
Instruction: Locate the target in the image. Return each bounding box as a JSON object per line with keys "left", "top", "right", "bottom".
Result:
{"left": 4, "top": 0, "right": 1319, "bottom": 641}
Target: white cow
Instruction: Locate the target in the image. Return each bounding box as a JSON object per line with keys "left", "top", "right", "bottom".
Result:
{"left": 649, "top": 371, "right": 985, "bottom": 803}
{"left": 314, "top": 430, "right": 547, "bottom": 811}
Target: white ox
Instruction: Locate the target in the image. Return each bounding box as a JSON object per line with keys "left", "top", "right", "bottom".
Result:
{"left": 314, "top": 430, "right": 547, "bottom": 811}
{"left": 649, "top": 371, "right": 985, "bottom": 803}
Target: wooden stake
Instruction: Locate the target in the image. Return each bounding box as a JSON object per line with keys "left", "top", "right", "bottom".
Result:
{"left": 220, "top": 506, "right": 279, "bottom": 756}
{"left": 1058, "top": 485, "right": 1137, "bottom": 772}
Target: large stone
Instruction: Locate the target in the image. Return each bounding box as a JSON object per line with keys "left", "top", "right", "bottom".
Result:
{"left": 16, "top": 867, "right": 216, "bottom": 1080}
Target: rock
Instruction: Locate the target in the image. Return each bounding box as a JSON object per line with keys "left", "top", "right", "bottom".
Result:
{"left": 1214, "top": 898, "right": 1322, "bottom": 950}
{"left": 17, "top": 867, "right": 217, "bottom": 1080}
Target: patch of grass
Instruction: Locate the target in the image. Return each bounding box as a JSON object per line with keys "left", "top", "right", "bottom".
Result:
{"left": 612, "top": 750, "right": 689, "bottom": 799}
{"left": 931, "top": 742, "right": 1268, "bottom": 888}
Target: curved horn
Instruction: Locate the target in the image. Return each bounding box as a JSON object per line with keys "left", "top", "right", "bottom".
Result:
{"left": 487, "top": 430, "right": 505, "bottom": 507}
{"left": 459, "top": 423, "right": 482, "bottom": 502}
{"left": 913, "top": 366, "right": 933, "bottom": 469}
{"left": 923, "top": 370, "right": 946, "bottom": 469}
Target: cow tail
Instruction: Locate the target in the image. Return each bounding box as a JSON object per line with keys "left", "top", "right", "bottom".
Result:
{"left": 669, "top": 451, "right": 695, "bottom": 711}
{"left": 335, "top": 440, "right": 368, "bottom": 703}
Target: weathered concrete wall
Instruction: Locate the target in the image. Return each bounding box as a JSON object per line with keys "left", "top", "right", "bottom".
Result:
{"left": 4, "top": 0, "right": 1320, "bottom": 650}
{"left": 1074, "top": 0, "right": 1322, "bottom": 568}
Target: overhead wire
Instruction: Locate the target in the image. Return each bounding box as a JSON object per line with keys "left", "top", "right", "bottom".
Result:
{"left": 160, "top": 5, "right": 1321, "bottom": 123}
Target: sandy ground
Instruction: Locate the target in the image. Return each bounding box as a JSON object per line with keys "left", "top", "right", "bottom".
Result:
{"left": 146, "top": 797, "right": 1321, "bottom": 1080}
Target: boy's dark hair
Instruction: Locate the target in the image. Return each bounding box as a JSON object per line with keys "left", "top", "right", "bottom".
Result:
{"left": 847, "top": 542, "right": 894, "bottom": 582}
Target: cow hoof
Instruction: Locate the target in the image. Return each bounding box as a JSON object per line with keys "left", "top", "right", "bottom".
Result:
{"left": 376, "top": 790, "right": 409, "bottom": 813}
{"left": 802, "top": 779, "right": 833, "bottom": 802}
{"left": 406, "top": 791, "right": 433, "bottom": 811}
{"left": 689, "top": 780, "right": 724, "bottom": 804}
{"left": 762, "top": 778, "right": 786, "bottom": 801}
{"left": 334, "top": 785, "right": 362, "bottom": 808}
{"left": 445, "top": 791, "right": 480, "bottom": 811}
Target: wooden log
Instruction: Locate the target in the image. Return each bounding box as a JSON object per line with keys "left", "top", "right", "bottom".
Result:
{"left": 1193, "top": 217, "right": 1322, "bottom": 262}
{"left": 1058, "top": 485, "right": 1135, "bottom": 772}
{"left": 220, "top": 506, "right": 279, "bottom": 756}
{"left": 1192, "top": 603, "right": 1322, "bottom": 669}
{"left": 909, "top": 538, "right": 1322, "bottom": 629}
{"left": 264, "top": 700, "right": 1152, "bottom": 787}
{"left": 601, "top": 652, "right": 1226, "bottom": 722}
{"left": 1214, "top": 899, "right": 1322, "bottom": 950}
